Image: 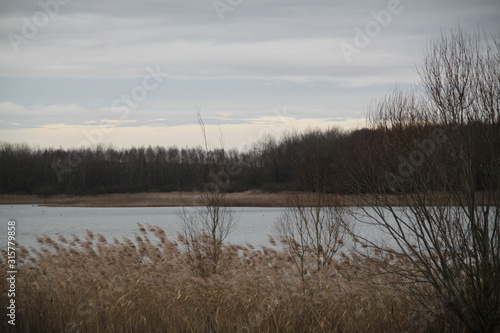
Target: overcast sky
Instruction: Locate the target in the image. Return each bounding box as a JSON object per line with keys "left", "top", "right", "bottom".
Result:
{"left": 1, "top": 0, "right": 498, "bottom": 150}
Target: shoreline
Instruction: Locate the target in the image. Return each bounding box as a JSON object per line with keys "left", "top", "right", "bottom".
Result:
{"left": 0, "top": 191, "right": 495, "bottom": 208}
{"left": 0, "top": 192, "right": 360, "bottom": 208}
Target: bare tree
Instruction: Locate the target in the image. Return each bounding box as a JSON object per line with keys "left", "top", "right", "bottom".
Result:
{"left": 348, "top": 27, "right": 500, "bottom": 332}
{"left": 275, "top": 192, "right": 349, "bottom": 293}
{"left": 178, "top": 110, "right": 237, "bottom": 277}
{"left": 178, "top": 196, "right": 236, "bottom": 277}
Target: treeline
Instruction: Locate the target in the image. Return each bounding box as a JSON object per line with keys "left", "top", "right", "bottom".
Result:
{"left": 0, "top": 123, "right": 497, "bottom": 196}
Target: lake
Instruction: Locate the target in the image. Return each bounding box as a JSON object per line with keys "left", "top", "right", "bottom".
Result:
{"left": 1, "top": 204, "right": 424, "bottom": 252}
{"left": 0, "top": 205, "right": 285, "bottom": 249}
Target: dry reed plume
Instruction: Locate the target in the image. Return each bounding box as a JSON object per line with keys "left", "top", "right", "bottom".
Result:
{"left": 1, "top": 225, "right": 450, "bottom": 332}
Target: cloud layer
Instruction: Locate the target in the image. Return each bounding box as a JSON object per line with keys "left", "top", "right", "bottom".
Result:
{"left": 1, "top": 0, "right": 498, "bottom": 148}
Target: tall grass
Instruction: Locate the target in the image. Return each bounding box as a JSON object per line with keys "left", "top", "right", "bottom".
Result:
{"left": 1, "top": 225, "right": 449, "bottom": 332}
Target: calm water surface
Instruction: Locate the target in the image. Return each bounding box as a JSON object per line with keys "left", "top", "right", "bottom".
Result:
{"left": 0, "top": 205, "right": 284, "bottom": 249}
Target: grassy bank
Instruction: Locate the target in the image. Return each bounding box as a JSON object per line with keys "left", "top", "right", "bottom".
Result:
{"left": 0, "top": 192, "right": 359, "bottom": 207}
{"left": 1, "top": 225, "right": 454, "bottom": 333}
{"left": 1, "top": 191, "right": 496, "bottom": 207}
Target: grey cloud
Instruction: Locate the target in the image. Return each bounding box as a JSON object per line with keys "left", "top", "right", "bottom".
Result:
{"left": 1, "top": 0, "right": 498, "bottom": 82}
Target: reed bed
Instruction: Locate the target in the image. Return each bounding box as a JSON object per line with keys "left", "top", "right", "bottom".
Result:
{"left": 1, "top": 225, "right": 449, "bottom": 332}
{"left": 0, "top": 191, "right": 441, "bottom": 207}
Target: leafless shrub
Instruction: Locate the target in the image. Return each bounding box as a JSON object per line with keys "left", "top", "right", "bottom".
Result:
{"left": 274, "top": 191, "right": 350, "bottom": 293}
{"left": 178, "top": 111, "right": 237, "bottom": 277}
{"left": 347, "top": 26, "right": 500, "bottom": 332}
{"left": 178, "top": 201, "right": 236, "bottom": 277}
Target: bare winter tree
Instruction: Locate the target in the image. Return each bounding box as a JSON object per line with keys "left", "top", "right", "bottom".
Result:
{"left": 347, "top": 27, "right": 499, "bottom": 332}
{"left": 178, "top": 199, "right": 236, "bottom": 277}
{"left": 275, "top": 192, "right": 348, "bottom": 280}
{"left": 178, "top": 110, "right": 237, "bottom": 277}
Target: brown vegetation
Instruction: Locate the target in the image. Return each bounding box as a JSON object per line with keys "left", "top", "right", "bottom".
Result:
{"left": 3, "top": 191, "right": 495, "bottom": 208}
{"left": 0, "top": 191, "right": 293, "bottom": 207}
{"left": 1, "top": 225, "right": 450, "bottom": 333}
{"left": 344, "top": 27, "right": 500, "bottom": 332}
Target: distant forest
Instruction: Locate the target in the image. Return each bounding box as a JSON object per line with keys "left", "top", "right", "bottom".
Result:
{"left": 0, "top": 122, "right": 497, "bottom": 196}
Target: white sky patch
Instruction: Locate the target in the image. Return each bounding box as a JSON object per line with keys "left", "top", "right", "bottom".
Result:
{"left": 0, "top": 117, "right": 366, "bottom": 150}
